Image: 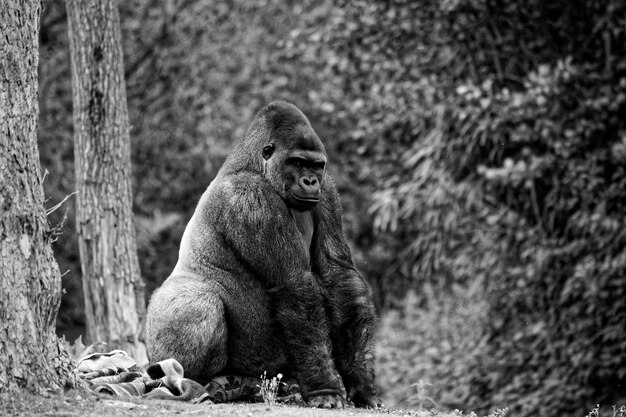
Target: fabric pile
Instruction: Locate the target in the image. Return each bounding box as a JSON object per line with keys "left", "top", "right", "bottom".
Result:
{"left": 76, "top": 350, "right": 302, "bottom": 404}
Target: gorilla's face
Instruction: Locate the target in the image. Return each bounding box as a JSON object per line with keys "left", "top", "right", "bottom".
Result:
{"left": 283, "top": 149, "right": 326, "bottom": 211}
{"left": 262, "top": 123, "right": 327, "bottom": 212}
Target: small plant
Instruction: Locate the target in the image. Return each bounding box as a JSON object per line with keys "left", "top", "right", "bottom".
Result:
{"left": 258, "top": 371, "right": 284, "bottom": 406}
{"left": 408, "top": 379, "right": 438, "bottom": 409}
{"left": 586, "top": 404, "right": 626, "bottom": 417}
{"left": 588, "top": 404, "right": 600, "bottom": 417}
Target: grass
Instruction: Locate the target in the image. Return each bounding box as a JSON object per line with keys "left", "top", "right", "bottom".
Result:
{"left": 0, "top": 389, "right": 465, "bottom": 417}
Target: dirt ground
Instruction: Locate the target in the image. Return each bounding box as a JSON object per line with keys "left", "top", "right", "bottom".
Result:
{"left": 0, "top": 390, "right": 441, "bottom": 417}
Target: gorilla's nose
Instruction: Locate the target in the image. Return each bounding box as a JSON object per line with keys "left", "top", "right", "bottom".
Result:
{"left": 299, "top": 176, "right": 320, "bottom": 194}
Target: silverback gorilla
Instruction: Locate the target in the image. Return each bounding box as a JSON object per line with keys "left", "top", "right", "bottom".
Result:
{"left": 146, "top": 101, "right": 381, "bottom": 408}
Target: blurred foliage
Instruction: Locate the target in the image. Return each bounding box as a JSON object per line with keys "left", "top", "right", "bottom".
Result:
{"left": 284, "top": 0, "right": 626, "bottom": 414}
{"left": 38, "top": 0, "right": 626, "bottom": 415}
{"left": 376, "top": 286, "right": 489, "bottom": 411}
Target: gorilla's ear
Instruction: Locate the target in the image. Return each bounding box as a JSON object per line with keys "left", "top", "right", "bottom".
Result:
{"left": 262, "top": 143, "right": 275, "bottom": 160}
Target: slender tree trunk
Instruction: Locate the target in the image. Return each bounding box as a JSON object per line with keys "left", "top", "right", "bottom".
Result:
{"left": 65, "top": 0, "right": 147, "bottom": 364}
{"left": 0, "top": 1, "right": 75, "bottom": 392}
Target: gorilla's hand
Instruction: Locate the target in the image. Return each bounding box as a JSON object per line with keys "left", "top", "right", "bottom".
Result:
{"left": 306, "top": 393, "right": 345, "bottom": 409}
{"left": 348, "top": 386, "right": 383, "bottom": 409}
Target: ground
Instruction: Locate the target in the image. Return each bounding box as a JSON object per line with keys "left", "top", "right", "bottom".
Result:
{"left": 0, "top": 390, "right": 459, "bottom": 417}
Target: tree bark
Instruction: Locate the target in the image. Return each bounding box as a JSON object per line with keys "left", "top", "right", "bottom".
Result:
{"left": 0, "top": 1, "right": 75, "bottom": 392}
{"left": 65, "top": 0, "right": 147, "bottom": 364}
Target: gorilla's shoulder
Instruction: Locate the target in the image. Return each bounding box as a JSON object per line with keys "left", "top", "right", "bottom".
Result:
{"left": 205, "top": 172, "right": 287, "bottom": 218}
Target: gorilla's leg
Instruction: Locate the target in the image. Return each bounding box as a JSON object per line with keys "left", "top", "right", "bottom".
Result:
{"left": 269, "top": 276, "right": 347, "bottom": 407}
{"left": 146, "top": 274, "right": 227, "bottom": 382}
{"left": 216, "top": 272, "right": 291, "bottom": 377}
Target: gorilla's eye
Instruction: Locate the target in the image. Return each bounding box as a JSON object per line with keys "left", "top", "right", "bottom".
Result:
{"left": 262, "top": 144, "right": 275, "bottom": 160}
{"left": 288, "top": 158, "right": 307, "bottom": 169}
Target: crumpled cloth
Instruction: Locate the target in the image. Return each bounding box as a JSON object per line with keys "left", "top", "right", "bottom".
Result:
{"left": 76, "top": 350, "right": 302, "bottom": 404}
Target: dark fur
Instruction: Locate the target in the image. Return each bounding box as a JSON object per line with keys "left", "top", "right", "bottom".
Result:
{"left": 146, "top": 101, "right": 380, "bottom": 408}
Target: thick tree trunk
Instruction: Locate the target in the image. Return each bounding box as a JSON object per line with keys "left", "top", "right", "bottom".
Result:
{"left": 65, "top": 0, "right": 147, "bottom": 364}
{"left": 0, "top": 1, "right": 75, "bottom": 392}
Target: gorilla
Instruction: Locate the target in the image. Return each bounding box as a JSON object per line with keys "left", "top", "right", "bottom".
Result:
{"left": 146, "top": 101, "right": 380, "bottom": 408}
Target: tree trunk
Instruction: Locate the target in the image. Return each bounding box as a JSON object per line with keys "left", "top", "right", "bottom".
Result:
{"left": 0, "top": 1, "right": 75, "bottom": 393}
{"left": 65, "top": 0, "right": 147, "bottom": 365}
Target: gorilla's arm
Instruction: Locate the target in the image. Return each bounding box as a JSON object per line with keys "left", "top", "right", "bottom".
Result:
{"left": 311, "top": 176, "right": 381, "bottom": 408}
{"left": 208, "top": 172, "right": 345, "bottom": 401}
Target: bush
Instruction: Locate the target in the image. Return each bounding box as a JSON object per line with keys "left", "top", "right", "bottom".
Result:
{"left": 289, "top": 0, "right": 626, "bottom": 414}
